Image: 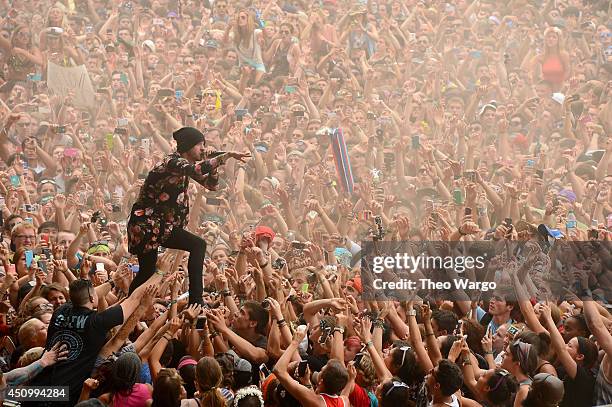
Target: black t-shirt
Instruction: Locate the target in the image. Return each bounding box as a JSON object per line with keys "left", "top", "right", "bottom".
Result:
{"left": 28, "top": 303, "right": 124, "bottom": 406}
{"left": 559, "top": 365, "right": 596, "bottom": 407}
{"left": 306, "top": 352, "right": 329, "bottom": 373}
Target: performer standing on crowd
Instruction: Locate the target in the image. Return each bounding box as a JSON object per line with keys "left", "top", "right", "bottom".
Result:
{"left": 127, "top": 127, "right": 250, "bottom": 304}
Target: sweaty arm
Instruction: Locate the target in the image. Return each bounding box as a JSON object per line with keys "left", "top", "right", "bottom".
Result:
{"left": 218, "top": 326, "right": 269, "bottom": 364}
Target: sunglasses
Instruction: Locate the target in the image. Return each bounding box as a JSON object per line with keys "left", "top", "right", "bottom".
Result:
{"left": 89, "top": 240, "right": 109, "bottom": 248}
{"left": 33, "top": 302, "right": 54, "bottom": 313}
{"left": 397, "top": 345, "right": 411, "bottom": 367}
{"left": 385, "top": 380, "right": 410, "bottom": 397}
{"left": 490, "top": 369, "right": 511, "bottom": 391}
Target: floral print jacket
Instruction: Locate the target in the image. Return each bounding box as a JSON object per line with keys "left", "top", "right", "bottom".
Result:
{"left": 128, "top": 153, "right": 220, "bottom": 255}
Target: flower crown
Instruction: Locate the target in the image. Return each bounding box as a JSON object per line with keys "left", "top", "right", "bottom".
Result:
{"left": 233, "top": 385, "right": 264, "bottom": 407}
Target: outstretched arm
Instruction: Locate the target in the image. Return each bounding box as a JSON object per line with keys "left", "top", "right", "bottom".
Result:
{"left": 541, "top": 303, "right": 577, "bottom": 378}
{"left": 273, "top": 326, "right": 324, "bottom": 407}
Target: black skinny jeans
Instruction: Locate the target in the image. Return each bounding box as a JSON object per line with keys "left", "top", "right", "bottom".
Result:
{"left": 128, "top": 228, "right": 205, "bottom": 304}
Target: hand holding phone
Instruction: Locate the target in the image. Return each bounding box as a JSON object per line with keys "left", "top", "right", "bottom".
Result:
{"left": 25, "top": 250, "right": 34, "bottom": 268}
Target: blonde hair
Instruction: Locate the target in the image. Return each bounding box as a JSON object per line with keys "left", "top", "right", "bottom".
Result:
{"left": 543, "top": 27, "right": 565, "bottom": 56}
{"left": 18, "top": 347, "right": 44, "bottom": 367}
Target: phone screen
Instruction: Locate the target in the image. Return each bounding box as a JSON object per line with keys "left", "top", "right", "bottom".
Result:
{"left": 259, "top": 363, "right": 271, "bottom": 377}
{"left": 25, "top": 250, "right": 34, "bottom": 268}
{"left": 298, "top": 360, "right": 308, "bottom": 377}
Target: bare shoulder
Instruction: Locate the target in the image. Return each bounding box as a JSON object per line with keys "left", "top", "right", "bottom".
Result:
{"left": 459, "top": 395, "right": 483, "bottom": 407}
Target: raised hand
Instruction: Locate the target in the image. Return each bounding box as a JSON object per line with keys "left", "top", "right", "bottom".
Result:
{"left": 293, "top": 324, "right": 309, "bottom": 344}
{"left": 156, "top": 251, "right": 173, "bottom": 274}
{"left": 481, "top": 329, "right": 493, "bottom": 354}
{"left": 53, "top": 194, "right": 66, "bottom": 210}
{"left": 168, "top": 316, "right": 182, "bottom": 335}
{"left": 329, "top": 298, "right": 347, "bottom": 312}
{"left": 356, "top": 317, "right": 373, "bottom": 343}
{"left": 447, "top": 337, "right": 465, "bottom": 363}
{"left": 183, "top": 303, "right": 203, "bottom": 322}
{"left": 83, "top": 378, "right": 99, "bottom": 390}
{"left": 40, "top": 342, "right": 69, "bottom": 367}
{"left": 142, "top": 285, "right": 158, "bottom": 309}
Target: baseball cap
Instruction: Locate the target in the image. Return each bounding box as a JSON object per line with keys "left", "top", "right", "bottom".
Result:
{"left": 142, "top": 40, "right": 155, "bottom": 52}
{"left": 255, "top": 225, "right": 275, "bottom": 242}
{"left": 205, "top": 39, "right": 219, "bottom": 49}
{"left": 531, "top": 373, "right": 564, "bottom": 406}
{"left": 538, "top": 224, "right": 564, "bottom": 239}
{"left": 558, "top": 189, "right": 576, "bottom": 203}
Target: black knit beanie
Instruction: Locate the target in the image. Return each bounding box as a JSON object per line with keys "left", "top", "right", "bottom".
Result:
{"left": 173, "top": 127, "right": 205, "bottom": 153}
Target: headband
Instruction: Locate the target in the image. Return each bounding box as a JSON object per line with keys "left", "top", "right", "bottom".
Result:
{"left": 513, "top": 341, "right": 533, "bottom": 373}
{"left": 233, "top": 385, "right": 264, "bottom": 406}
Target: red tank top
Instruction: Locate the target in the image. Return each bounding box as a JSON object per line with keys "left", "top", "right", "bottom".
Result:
{"left": 321, "top": 393, "right": 345, "bottom": 407}
{"left": 541, "top": 55, "right": 565, "bottom": 84}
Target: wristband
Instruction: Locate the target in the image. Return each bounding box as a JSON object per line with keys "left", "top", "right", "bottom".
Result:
{"left": 277, "top": 319, "right": 286, "bottom": 325}
{"left": 425, "top": 332, "right": 435, "bottom": 337}
{"left": 169, "top": 299, "right": 178, "bottom": 306}
{"left": 365, "top": 340, "right": 374, "bottom": 347}
{"left": 407, "top": 309, "right": 417, "bottom": 317}
{"left": 485, "top": 351, "right": 494, "bottom": 355}
{"left": 209, "top": 331, "right": 220, "bottom": 339}
{"left": 372, "top": 318, "right": 385, "bottom": 328}
{"left": 220, "top": 289, "right": 231, "bottom": 297}
{"left": 259, "top": 261, "right": 269, "bottom": 269}
{"left": 108, "top": 279, "right": 116, "bottom": 289}
{"left": 333, "top": 327, "right": 345, "bottom": 335}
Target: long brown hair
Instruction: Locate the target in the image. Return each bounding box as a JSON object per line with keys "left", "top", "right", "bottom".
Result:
{"left": 10, "top": 25, "right": 32, "bottom": 48}
{"left": 233, "top": 9, "right": 256, "bottom": 48}
{"left": 195, "top": 357, "right": 225, "bottom": 407}
{"left": 152, "top": 368, "right": 183, "bottom": 407}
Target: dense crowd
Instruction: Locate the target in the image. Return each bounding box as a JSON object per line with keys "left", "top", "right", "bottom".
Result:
{"left": 0, "top": 0, "right": 611, "bottom": 406}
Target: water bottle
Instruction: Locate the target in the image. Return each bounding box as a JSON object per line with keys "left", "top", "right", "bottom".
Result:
{"left": 477, "top": 194, "right": 488, "bottom": 216}
{"left": 566, "top": 210, "right": 577, "bottom": 237}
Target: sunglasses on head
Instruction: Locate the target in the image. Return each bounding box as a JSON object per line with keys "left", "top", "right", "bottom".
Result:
{"left": 385, "top": 380, "right": 409, "bottom": 397}
{"left": 397, "top": 345, "right": 411, "bottom": 366}
{"left": 89, "top": 240, "right": 109, "bottom": 249}
{"left": 490, "top": 369, "right": 511, "bottom": 391}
